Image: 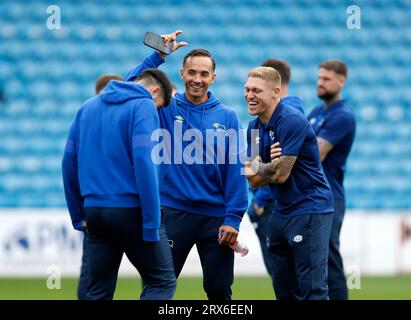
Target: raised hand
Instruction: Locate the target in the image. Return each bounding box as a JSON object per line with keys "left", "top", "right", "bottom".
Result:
{"left": 158, "top": 30, "right": 188, "bottom": 58}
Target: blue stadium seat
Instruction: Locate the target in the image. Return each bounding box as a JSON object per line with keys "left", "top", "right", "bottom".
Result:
{"left": 1, "top": 0, "right": 410, "bottom": 210}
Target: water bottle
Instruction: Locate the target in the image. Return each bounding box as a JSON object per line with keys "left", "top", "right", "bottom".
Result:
{"left": 229, "top": 241, "right": 249, "bottom": 257}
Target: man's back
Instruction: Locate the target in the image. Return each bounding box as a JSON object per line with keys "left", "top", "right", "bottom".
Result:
{"left": 62, "top": 73, "right": 177, "bottom": 300}
{"left": 74, "top": 80, "right": 159, "bottom": 207}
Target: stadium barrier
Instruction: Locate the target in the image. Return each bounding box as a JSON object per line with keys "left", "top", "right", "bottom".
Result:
{"left": 0, "top": 209, "right": 411, "bottom": 277}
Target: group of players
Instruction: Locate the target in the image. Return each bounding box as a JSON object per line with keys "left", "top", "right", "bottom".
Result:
{"left": 62, "top": 30, "right": 355, "bottom": 300}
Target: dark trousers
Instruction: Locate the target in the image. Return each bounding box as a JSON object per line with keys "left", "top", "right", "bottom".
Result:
{"left": 85, "top": 207, "right": 176, "bottom": 300}
{"left": 328, "top": 199, "right": 348, "bottom": 300}
{"left": 247, "top": 200, "right": 273, "bottom": 278}
{"left": 268, "top": 213, "right": 333, "bottom": 300}
{"left": 163, "top": 206, "right": 234, "bottom": 300}
{"left": 77, "top": 233, "right": 89, "bottom": 300}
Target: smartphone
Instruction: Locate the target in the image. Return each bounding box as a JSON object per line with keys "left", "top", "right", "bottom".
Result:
{"left": 143, "top": 31, "right": 172, "bottom": 55}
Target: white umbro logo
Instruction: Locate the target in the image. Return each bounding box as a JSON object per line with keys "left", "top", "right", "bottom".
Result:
{"left": 168, "top": 240, "right": 174, "bottom": 248}
{"left": 293, "top": 235, "right": 303, "bottom": 243}
{"left": 269, "top": 130, "right": 275, "bottom": 140}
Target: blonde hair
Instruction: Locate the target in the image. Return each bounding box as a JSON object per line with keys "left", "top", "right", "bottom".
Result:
{"left": 248, "top": 66, "right": 281, "bottom": 87}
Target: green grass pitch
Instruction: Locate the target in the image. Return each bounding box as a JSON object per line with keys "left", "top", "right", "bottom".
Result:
{"left": 1, "top": 276, "right": 411, "bottom": 300}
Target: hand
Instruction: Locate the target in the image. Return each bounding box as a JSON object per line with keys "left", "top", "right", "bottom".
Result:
{"left": 270, "top": 142, "right": 282, "bottom": 161}
{"left": 253, "top": 203, "right": 265, "bottom": 216}
{"left": 245, "top": 157, "right": 263, "bottom": 185}
{"left": 250, "top": 156, "right": 262, "bottom": 175}
{"left": 158, "top": 30, "right": 188, "bottom": 58}
{"left": 218, "top": 225, "right": 238, "bottom": 246}
{"left": 245, "top": 160, "right": 257, "bottom": 179}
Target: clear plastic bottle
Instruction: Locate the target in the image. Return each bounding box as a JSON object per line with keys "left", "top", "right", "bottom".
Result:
{"left": 229, "top": 241, "right": 249, "bottom": 257}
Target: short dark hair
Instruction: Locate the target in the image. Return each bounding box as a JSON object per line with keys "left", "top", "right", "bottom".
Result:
{"left": 136, "top": 69, "right": 173, "bottom": 107}
{"left": 319, "top": 59, "right": 348, "bottom": 78}
{"left": 183, "top": 49, "right": 216, "bottom": 71}
{"left": 95, "top": 74, "right": 123, "bottom": 94}
{"left": 261, "top": 59, "right": 291, "bottom": 85}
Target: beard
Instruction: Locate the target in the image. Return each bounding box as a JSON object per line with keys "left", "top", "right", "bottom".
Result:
{"left": 318, "top": 89, "right": 338, "bottom": 101}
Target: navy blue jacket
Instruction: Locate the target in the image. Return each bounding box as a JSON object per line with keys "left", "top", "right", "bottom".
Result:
{"left": 308, "top": 100, "right": 356, "bottom": 201}
{"left": 247, "top": 102, "right": 334, "bottom": 217}
{"left": 251, "top": 95, "right": 305, "bottom": 208}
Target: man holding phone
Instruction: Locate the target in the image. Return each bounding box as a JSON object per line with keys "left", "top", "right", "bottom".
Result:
{"left": 125, "top": 30, "right": 248, "bottom": 300}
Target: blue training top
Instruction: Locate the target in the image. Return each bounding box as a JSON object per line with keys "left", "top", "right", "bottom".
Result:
{"left": 125, "top": 52, "right": 248, "bottom": 231}
{"left": 250, "top": 95, "right": 305, "bottom": 209}
{"left": 247, "top": 101, "right": 334, "bottom": 218}
{"left": 307, "top": 100, "right": 356, "bottom": 201}
{"left": 62, "top": 80, "right": 162, "bottom": 241}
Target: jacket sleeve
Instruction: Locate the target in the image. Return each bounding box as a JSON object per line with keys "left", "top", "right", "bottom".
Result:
{"left": 125, "top": 51, "right": 165, "bottom": 82}
{"left": 253, "top": 186, "right": 274, "bottom": 208}
{"left": 222, "top": 111, "right": 249, "bottom": 230}
{"left": 131, "top": 101, "right": 162, "bottom": 241}
{"left": 62, "top": 117, "right": 85, "bottom": 231}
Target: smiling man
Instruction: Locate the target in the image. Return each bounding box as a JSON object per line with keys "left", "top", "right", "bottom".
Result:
{"left": 245, "top": 67, "right": 334, "bottom": 300}
{"left": 125, "top": 31, "right": 248, "bottom": 300}
{"left": 247, "top": 58, "right": 305, "bottom": 280}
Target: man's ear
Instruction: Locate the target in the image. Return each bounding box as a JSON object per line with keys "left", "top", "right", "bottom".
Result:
{"left": 274, "top": 86, "right": 281, "bottom": 98}
{"left": 152, "top": 84, "right": 161, "bottom": 98}
{"left": 338, "top": 75, "right": 346, "bottom": 87}
{"left": 180, "top": 68, "right": 184, "bottom": 80}
{"left": 146, "top": 84, "right": 160, "bottom": 98}
{"left": 211, "top": 73, "right": 216, "bottom": 84}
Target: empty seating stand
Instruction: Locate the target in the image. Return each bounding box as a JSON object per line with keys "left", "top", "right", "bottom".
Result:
{"left": 0, "top": 0, "right": 410, "bottom": 209}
